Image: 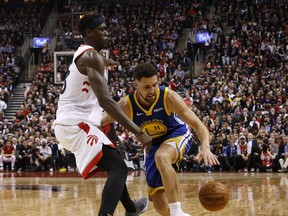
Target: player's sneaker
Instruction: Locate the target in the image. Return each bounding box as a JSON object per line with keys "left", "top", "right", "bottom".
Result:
{"left": 181, "top": 210, "right": 191, "bottom": 216}
{"left": 125, "top": 197, "right": 148, "bottom": 216}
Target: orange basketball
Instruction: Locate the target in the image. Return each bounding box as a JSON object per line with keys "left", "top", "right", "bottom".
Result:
{"left": 199, "top": 181, "right": 229, "bottom": 211}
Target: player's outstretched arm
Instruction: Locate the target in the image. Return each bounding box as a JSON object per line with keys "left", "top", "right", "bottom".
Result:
{"left": 167, "top": 89, "right": 219, "bottom": 166}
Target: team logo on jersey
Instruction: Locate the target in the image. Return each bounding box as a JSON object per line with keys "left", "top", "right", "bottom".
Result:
{"left": 142, "top": 122, "right": 167, "bottom": 138}
{"left": 87, "top": 134, "right": 99, "bottom": 146}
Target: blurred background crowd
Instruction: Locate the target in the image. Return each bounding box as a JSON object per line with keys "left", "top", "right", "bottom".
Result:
{"left": 0, "top": 0, "right": 287, "bottom": 174}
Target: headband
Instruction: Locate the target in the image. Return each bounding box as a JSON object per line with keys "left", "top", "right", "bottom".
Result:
{"left": 85, "top": 17, "right": 105, "bottom": 30}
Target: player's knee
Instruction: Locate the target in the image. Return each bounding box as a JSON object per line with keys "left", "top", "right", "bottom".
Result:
{"left": 154, "top": 153, "right": 170, "bottom": 169}
{"left": 118, "top": 160, "right": 128, "bottom": 175}
{"left": 111, "top": 161, "right": 128, "bottom": 183}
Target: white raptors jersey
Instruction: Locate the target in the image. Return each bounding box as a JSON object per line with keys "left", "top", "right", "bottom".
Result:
{"left": 53, "top": 45, "right": 103, "bottom": 127}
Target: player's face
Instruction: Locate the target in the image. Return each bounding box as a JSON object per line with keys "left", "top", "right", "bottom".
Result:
{"left": 92, "top": 23, "right": 109, "bottom": 49}
{"left": 135, "top": 75, "right": 158, "bottom": 104}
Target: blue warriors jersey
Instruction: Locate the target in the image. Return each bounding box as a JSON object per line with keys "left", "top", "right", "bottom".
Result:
{"left": 127, "top": 86, "right": 189, "bottom": 146}
{"left": 127, "top": 86, "right": 192, "bottom": 195}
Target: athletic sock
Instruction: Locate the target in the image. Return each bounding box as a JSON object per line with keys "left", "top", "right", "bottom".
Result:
{"left": 168, "top": 202, "right": 181, "bottom": 216}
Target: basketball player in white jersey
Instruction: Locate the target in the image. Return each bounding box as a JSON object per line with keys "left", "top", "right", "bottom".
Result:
{"left": 53, "top": 14, "right": 151, "bottom": 216}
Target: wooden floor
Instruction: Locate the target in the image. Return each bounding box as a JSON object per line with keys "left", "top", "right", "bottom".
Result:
{"left": 1, "top": 170, "right": 288, "bottom": 216}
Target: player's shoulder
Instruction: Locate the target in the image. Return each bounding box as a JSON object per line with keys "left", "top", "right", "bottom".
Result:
{"left": 165, "top": 86, "right": 179, "bottom": 99}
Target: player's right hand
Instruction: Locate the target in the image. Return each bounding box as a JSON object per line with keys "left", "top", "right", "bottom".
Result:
{"left": 135, "top": 132, "right": 152, "bottom": 153}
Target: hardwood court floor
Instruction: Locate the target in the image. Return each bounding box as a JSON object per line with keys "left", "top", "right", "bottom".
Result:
{"left": 1, "top": 170, "right": 288, "bottom": 216}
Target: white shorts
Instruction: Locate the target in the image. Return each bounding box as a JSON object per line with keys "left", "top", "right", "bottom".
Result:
{"left": 54, "top": 122, "right": 114, "bottom": 179}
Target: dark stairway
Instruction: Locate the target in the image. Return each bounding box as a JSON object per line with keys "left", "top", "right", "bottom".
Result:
{"left": 4, "top": 82, "right": 30, "bottom": 121}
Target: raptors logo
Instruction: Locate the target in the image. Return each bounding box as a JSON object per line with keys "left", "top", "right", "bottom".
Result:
{"left": 87, "top": 134, "right": 99, "bottom": 146}
{"left": 78, "top": 122, "right": 99, "bottom": 146}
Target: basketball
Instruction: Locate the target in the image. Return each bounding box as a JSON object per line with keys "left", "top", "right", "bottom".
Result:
{"left": 199, "top": 181, "right": 229, "bottom": 211}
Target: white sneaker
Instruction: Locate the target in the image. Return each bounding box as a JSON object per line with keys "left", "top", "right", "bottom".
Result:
{"left": 49, "top": 168, "right": 53, "bottom": 172}
{"left": 181, "top": 210, "right": 191, "bottom": 216}
{"left": 0, "top": 166, "right": 3, "bottom": 171}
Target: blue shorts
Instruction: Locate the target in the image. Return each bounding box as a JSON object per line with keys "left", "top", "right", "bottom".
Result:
{"left": 145, "top": 134, "right": 192, "bottom": 195}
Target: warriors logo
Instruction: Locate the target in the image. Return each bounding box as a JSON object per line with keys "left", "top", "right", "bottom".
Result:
{"left": 142, "top": 122, "right": 167, "bottom": 138}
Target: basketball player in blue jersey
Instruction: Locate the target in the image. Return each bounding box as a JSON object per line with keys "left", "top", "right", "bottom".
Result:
{"left": 53, "top": 14, "right": 151, "bottom": 216}
{"left": 102, "top": 63, "right": 220, "bottom": 216}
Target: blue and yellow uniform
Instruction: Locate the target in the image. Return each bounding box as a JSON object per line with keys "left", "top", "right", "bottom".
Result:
{"left": 127, "top": 86, "right": 192, "bottom": 195}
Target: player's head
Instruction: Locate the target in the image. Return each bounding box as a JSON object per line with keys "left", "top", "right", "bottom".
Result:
{"left": 133, "top": 63, "right": 159, "bottom": 104}
{"left": 133, "top": 63, "right": 158, "bottom": 81}
{"left": 78, "top": 14, "right": 108, "bottom": 49}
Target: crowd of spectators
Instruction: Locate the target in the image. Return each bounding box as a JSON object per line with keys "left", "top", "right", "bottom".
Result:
{"left": 179, "top": 0, "right": 288, "bottom": 173}
{"left": 0, "top": 0, "right": 287, "bottom": 173}
{"left": 0, "top": 0, "right": 53, "bottom": 121}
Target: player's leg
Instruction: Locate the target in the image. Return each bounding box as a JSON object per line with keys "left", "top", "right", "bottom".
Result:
{"left": 97, "top": 145, "right": 129, "bottom": 215}
{"left": 155, "top": 144, "right": 179, "bottom": 203}
{"left": 102, "top": 123, "right": 148, "bottom": 215}
{"left": 154, "top": 143, "right": 183, "bottom": 215}
{"left": 151, "top": 191, "right": 190, "bottom": 216}
{"left": 154, "top": 136, "right": 192, "bottom": 216}
{"left": 150, "top": 189, "right": 169, "bottom": 216}
{"left": 98, "top": 145, "right": 148, "bottom": 216}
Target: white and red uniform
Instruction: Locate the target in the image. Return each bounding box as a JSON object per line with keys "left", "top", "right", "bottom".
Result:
{"left": 53, "top": 45, "right": 114, "bottom": 179}
{"left": 261, "top": 152, "right": 274, "bottom": 167}
{"left": 0, "top": 145, "right": 16, "bottom": 168}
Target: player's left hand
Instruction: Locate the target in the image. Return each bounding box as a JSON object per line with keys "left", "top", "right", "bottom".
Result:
{"left": 194, "top": 148, "right": 220, "bottom": 166}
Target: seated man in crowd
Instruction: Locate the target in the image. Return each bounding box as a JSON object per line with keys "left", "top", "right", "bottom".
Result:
{"left": 37, "top": 138, "right": 53, "bottom": 172}
{"left": 0, "top": 140, "right": 16, "bottom": 171}
{"left": 47, "top": 136, "right": 67, "bottom": 172}
{"left": 234, "top": 135, "right": 251, "bottom": 172}
{"left": 223, "top": 138, "right": 237, "bottom": 171}
{"left": 278, "top": 135, "right": 288, "bottom": 172}
{"left": 27, "top": 147, "right": 44, "bottom": 172}
{"left": 17, "top": 140, "right": 32, "bottom": 171}
{"left": 125, "top": 140, "right": 141, "bottom": 171}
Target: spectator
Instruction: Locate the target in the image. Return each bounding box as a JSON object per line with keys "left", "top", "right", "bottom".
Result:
{"left": 278, "top": 135, "right": 288, "bottom": 172}
{"left": 0, "top": 98, "right": 7, "bottom": 120}
{"left": 17, "top": 140, "right": 32, "bottom": 171}
{"left": 223, "top": 137, "right": 237, "bottom": 171}
{"left": 37, "top": 138, "right": 53, "bottom": 172}
{"left": 211, "top": 140, "right": 224, "bottom": 171}
{"left": 0, "top": 140, "right": 16, "bottom": 171}
{"left": 27, "top": 147, "right": 44, "bottom": 172}
{"left": 260, "top": 144, "right": 276, "bottom": 172}
{"left": 173, "top": 64, "right": 187, "bottom": 83}
{"left": 126, "top": 141, "right": 141, "bottom": 171}
{"left": 47, "top": 136, "right": 67, "bottom": 171}
{"left": 234, "top": 135, "right": 251, "bottom": 172}
{"left": 247, "top": 133, "right": 261, "bottom": 172}
{"left": 169, "top": 76, "right": 181, "bottom": 91}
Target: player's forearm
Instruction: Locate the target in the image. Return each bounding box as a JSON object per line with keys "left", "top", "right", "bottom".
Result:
{"left": 194, "top": 123, "right": 210, "bottom": 150}
{"left": 100, "top": 98, "right": 141, "bottom": 135}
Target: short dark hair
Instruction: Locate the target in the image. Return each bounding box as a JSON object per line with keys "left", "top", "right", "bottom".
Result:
{"left": 78, "top": 14, "right": 104, "bottom": 36}
{"left": 133, "top": 63, "right": 158, "bottom": 81}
